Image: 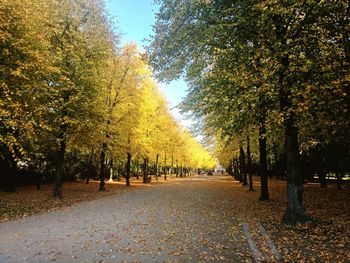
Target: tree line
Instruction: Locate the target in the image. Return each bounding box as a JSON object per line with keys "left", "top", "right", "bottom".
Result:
{"left": 0, "top": 0, "right": 215, "bottom": 197}
{"left": 148, "top": 0, "right": 349, "bottom": 225}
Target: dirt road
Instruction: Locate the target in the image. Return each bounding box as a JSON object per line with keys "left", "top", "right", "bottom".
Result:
{"left": 0, "top": 176, "right": 281, "bottom": 262}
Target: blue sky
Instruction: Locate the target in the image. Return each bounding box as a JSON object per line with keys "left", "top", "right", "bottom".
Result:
{"left": 106, "top": 0, "right": 192, "bottom": 127}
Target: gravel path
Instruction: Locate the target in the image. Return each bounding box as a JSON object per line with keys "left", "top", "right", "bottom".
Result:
{"left": 0, "top": 176, "right": 277, "bottom": 262}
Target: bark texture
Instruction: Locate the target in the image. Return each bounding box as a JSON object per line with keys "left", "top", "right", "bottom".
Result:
{"left": 259, "top": 124, "right": 269, "bottom": 201}
{"left": 143, "top": 157, "right": 148, "bottom": 183}
{"left": 53, "top": 130, "right": 66, "bottom": 198}
{"left": 125, "top": 152, "right": 131, "bottom": 187}
{"left": 240, "top": 143, "right": 247, "bottom": 186}
{"left": 246, "top": 134, "right": 253, "bottom": 191}
{"left": 99, "top": 142, "right": 107, "bottom": 191}
{"left": 282, "top": 117, "right": 311, "bottom": 225}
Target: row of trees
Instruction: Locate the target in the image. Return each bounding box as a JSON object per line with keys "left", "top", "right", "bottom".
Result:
{"left": 0, "top": 0, "right": 215, "bottom": 197}
{"left": 148, "top": 0, "right": 349, "bottom": 225}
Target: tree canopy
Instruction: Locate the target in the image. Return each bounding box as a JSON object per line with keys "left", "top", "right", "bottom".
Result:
{"left": 0, "top": 0, "right": 215, "bottom": 195}
{"left": 148, "top": 0, "right": 349, "bottom": 225}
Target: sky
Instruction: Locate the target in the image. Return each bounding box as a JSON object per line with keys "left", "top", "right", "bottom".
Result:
{"left": 106, "top": 0, "right": 193, "bottom": 128}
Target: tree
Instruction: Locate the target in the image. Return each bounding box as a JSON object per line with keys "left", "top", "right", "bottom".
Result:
{"left": 149, "top": 0, "right": 349, "bottom": 225}
{"left": 0, "top": 0, "right": 54, "bottom": 191}
{"left": 47, "top": 0, "right": 114, "bottom": 197}
{"left": 0, "top": 0, "right": 216, "bottom": 197}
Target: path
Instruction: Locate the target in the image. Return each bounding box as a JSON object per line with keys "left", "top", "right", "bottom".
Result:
{"left": 0, "top": 176, "right": 280, "bottom": 262}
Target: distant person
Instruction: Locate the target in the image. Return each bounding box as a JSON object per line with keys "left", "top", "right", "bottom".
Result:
{"left": 221, "top": 170, "right": 224, "bottom": 175}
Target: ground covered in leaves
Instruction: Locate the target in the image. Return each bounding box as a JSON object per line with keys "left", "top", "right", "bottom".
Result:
{"left": 0, "top": 177, "right": 169, "bottom": 222}
{"left": 0, "top": 175, "right": 349, "bottom": 262}
{"left": 252, "top": 177, "right": 350, "bottom": 262}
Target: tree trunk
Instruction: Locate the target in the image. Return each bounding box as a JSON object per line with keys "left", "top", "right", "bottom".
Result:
{"left": 136, "top": 161, "right": 139, "bottom": 179}
{"left": 272, "top": 18, "right": 310, "bottom": 224}
{"left": 171, "top": 153, "right": 174, "bottom": 176}
{"left": 164, "top": 152, "right": 167, "bottom": 180}
{"left": 234, "top": 158, "right": 240, "bottom": 180}
{"left": 53, "top": 130, "right": 66, "bottom": 198}
{"left": 247, "top": 134, "right": 253, "bottom": 191}
{"left": 3, "top": 159, "right": 16, "bottom": 192}
{"left": 86, "top": 148, "right": 94, "bottom": 184}
{"left": 319, "top": 155, "right": 327, "bottom": 187}
{"left": 282, "top": 116, "right": 311, "bottom": 225}
{"left": 125, "top": 152, "right": 131, "bottom": 187}
{"left": 272, "top": 145, "right": 279, "bottom": 178}
{"left": 336, "top": 163, "right": 342, "bottom": 190}
{"left": 268, "top": 157, "right": 272, "bottom": 177}
{"left": 259, "top": 124, "right": 269, "bottom": 201}
{"left": 336, "top": 173, "right": 342, "bottom": 190}
{"left": 319, "top": 172, "right": 327, "bottom": 187}
{"left": 36, "top": 173, "right": 41, "bottom": 190}
{"left": 239, "top": 143, "right": 247, "bottom": 186}
{"left": 143, "top": 157, "right": 148, "bottom": 183}
{"left": 227, "top": 159, "right": 233, "bottom": 176}
{"left": 10, "top": 163, "right": 16, "bottom": 192}
{"left": 116, "top": 170, "right": 120, "bottom": 181}
{"left": 155, "top": 153, "right": 159, "bottom": 181}
{"left": 108, "top": 158, "right": 114, "bottom": 182}
{"left": 99, "top": 142, "right": 107, "bottom": 191}
{"left": 35, "top": 160, "right": 42, "bottom": 190}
